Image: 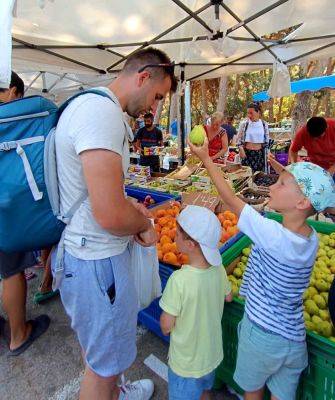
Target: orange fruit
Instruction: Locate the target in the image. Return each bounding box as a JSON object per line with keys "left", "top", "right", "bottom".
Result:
{"left": 221, "top": 232, "right": 230, "bottom": 242}
{"left": 217, "top": 213, "right": 225, "bottom": 224}
{"left": 223, "top": 220, "right": 233, "bottom": 229}
{"left": 163, "top": 252, "right": 178, "bottom": 265}
{"left": 231, "top": 216, "right": 238, "bottom": 225}
{"left": 223, "top": 210, "right": 231, "bottom": 218}
{"left": 166, "top": 208, "right": 176, "bottom": 217}
{"left": 171, "top": 201, "right": 181, "bottom": 208}
{"left": 158, "top": 217, "right": 170, "bottom": 227}
{"left": 156, "top": 209, "right": 166, "bottom": 218}
{"left": 160, "top": 235, "right": 172, "bottom": 245}
{"left": 227, "top": 226, "right": 238, "bottom": 237}
{"left": 227, "top": 212, "right": 237, "bottom": 222}
{"left": 157, "top": 250, "right": 163, "bottom": 260}
{"left": 178, "top": 253, "right": 189, "bottom": 265}
{"left": 154, "top": 224, "right": 161, "bottom": 234}
{"left": 170, "top": 242, "right": 178, "bottom": 254}
{"left": 168, "top": 228, "right": 176, "bottom": 240}
{"left": 161, "top": 242, "right": 174, "bottom": 254}
{"left": 160, "top": 226, "right": 170, "bottom": 236}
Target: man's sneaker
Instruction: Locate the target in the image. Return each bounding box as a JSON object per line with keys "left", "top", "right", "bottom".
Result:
{"left": 118, "top": 376, "right": 154, "bottom": 400}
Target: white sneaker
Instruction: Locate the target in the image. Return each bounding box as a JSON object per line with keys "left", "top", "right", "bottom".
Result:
{"left": 118, "top": 375, "right": 154, "bottom": 400}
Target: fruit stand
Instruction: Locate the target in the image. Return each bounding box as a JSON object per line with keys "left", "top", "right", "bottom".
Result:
{"left": 215, "top": 214, "right": 335, "bottom": 400}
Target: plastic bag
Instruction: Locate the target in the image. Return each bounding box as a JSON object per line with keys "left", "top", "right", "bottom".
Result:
{"left": 130, "top": 240, "right": 162, "bottom": 311}
{"left": 267, "top": 61, "right": 291, "bottom": 98}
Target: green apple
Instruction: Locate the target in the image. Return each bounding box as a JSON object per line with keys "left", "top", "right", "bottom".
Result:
{"left": 189, "top": 125, "right": 205, "bottom": 146}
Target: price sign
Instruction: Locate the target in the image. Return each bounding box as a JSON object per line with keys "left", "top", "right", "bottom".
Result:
{"left": 182, "top": 192, "right": 219, "bottom": 212}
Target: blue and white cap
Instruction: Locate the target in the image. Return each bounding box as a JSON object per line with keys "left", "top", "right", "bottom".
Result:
{"left": 286, "top": 162, "right": 335, "bottom": 212}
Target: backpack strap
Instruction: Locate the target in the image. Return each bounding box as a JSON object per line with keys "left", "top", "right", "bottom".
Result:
{"left": 53, "top": 89, "right": 121, "bottom": 291}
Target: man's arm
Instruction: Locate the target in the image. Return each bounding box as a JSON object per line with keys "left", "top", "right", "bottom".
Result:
{"left": 80, "top": 149, "right": 153, "bottom": 237}
{"left": 289, "top": 145, "right": 299, "bottom": 163}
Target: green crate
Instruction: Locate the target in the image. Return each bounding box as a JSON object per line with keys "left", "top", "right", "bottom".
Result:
{"left": 215, "top": 218, "right": 335, "bottom": 400}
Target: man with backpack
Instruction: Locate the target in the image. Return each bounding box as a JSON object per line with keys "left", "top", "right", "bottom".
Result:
{"left": 54, "top": 48, "right": 177, "bottom": 399}
{"left": 0, "top": 72, "right": 50, "bottom": 356}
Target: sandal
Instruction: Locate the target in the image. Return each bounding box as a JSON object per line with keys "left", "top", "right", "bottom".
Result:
{"left": 33, "top": 289, "right": 59, "bottom": 304}
{"left": 8, "top": 315, "right": 50, "bottom": 356}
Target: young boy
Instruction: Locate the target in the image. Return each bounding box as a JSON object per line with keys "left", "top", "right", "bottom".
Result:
{"left": 160, "top": 205, "right": 232, "bottom": 400}
{"left": 188, "top": 138, "right": 335, "bottom": 400}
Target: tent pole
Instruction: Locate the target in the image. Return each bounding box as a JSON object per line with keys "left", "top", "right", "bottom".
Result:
{"left": 12, "top": 37, "right": 106, "bottom": 74}
{"left": 24, "top": 71, "right": 42, "bottom": 94}
{"left": 180, "top": 65, "right": 186, "bottom": 165}
{"left": 285, "top": 41, "right": 335, "bottom": 64}
{"left": 188, "top": 45, "right": 275, "bottom": 80}
{"left": 47, "top": 73, "right": 67, "bottom": 92}
{"left": 226, "top": 0, "right": 290, "bottom": 35}
{"left": 170, "top": 0, "right": 213, "bottom": 33}
{"left": 106, "top": 2, "right": 212, "bottom": 71}
{"left": 220, "top": 2, "right": 282, "bottom": 63}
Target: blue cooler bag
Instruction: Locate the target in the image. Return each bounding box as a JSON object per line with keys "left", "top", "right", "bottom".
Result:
{"left": 0, "top": 89, "right": 112, "bottom": 253}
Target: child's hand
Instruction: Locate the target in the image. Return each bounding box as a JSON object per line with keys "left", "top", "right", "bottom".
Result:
{"left": 187, "top": 136, "right": 211, "bottom": 164}
{"left": 267, "top": 152, "right": 284, "bottom": 174}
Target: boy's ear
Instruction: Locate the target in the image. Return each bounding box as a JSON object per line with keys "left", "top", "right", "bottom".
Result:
{"left": 296, "top": 196, "right": 313, "bottom": 211}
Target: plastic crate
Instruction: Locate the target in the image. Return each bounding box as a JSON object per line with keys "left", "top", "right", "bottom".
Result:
{"left": 125, "top": 186, "right": 179, "bottom": 207}
{"left": 137, "top": 263, "right": 173, "bottom": 343}
{"left": 215, "top": 220, "right": 335, "bottom": 400}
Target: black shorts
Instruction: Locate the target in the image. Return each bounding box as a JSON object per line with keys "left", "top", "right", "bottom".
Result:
{"left": 0, "top": 251, "right": 36, "bottom": 279}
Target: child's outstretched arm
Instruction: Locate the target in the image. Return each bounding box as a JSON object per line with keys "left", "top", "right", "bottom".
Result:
{"left": 188, "top": 138, "right": 245, "bottom": 216}
{"left": 160, "top": 311, "right": 176, "bottom": 336}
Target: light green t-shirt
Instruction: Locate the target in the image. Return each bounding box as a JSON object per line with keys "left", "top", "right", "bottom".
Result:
{"left": 159, "top": 265, "right": 231, "bottom": 378}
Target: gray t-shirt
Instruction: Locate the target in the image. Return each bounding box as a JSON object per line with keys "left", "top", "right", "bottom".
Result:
{"left": 55, "top": 87, "right": 132, "bottom": 260}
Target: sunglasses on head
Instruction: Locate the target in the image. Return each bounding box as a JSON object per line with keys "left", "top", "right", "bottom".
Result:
{"left": 138, "top": 62, "right": 175, "bottom": 74}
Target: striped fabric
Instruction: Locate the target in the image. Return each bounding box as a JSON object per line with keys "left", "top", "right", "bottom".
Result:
{"left": 238, "top": 205, "right": 319, "bottom": 342}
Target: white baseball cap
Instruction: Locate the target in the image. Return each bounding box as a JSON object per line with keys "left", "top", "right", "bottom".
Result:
{"left": 177, "top": 205, "right": 222, "bottom": 267}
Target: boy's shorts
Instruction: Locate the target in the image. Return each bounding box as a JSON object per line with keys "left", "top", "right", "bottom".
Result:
{"left": 234, "top": 314, "right": 308, "bottom": 400}
{"left": 51, "top": 247, "right": 138, "bottom": 378}
{"left": 168, "top": 367, "right": 215, "bottom": 400}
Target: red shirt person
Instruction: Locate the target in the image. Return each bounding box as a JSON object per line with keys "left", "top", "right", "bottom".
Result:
{"left": 290, "top": 117, "right": 335, "bottom": 174}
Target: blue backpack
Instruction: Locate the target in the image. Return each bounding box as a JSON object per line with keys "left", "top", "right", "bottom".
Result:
{"left": 0, "top": 89, "right": 113, "bottom": 253}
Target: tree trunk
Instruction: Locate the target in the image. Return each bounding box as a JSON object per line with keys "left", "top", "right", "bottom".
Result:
{"left": 217, "top": 75, "right": 228, "bottom": 114}
{"left": 200, "top": 80, "right": 208, "bottom": 123}
{"left": 291, "top": 60, "right": 327, "bottom": 138}
{"left": 277, "top": 97, "right": 284, "bottom": 122}
{"left": 153, "top": 99, "right": 164, "bottom": 125}
{"left": 321, "top": 58, "right": 335, "bottom": 117}
{"left": 268, "top": 98, "right": 274, "bottom": 122}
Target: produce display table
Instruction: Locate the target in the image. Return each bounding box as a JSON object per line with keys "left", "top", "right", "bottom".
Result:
{"left": 215, "top": 215, "right": 335, "bottom": 400}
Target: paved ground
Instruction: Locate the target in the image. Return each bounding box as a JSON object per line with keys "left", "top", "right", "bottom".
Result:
{"left": 0, "top": 268, "right": 238, "bottom": 400}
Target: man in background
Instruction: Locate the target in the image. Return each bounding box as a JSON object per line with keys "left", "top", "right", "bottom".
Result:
{"left": 135, "top": 112, "right": 163, "bottom": 172}
{"left": 289, "top": 116, "right": 335, "bottom": 176}
{"left": 222, "top": 116, "right": 237, "bottom": 145}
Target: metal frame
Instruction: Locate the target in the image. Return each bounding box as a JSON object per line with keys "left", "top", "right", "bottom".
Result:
{"left": 12, "top": 1, "right": 335, "bottom": 80}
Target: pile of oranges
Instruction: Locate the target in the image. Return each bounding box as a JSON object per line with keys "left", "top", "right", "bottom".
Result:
{"left": 154, "top": 201, "right": 189, "bottom": 267}
{"left": 217, "top": 210, "right": 239, "bottom": 243}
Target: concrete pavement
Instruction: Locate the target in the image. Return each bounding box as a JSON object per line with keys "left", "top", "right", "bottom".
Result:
{"left": 0, "top": 268, "right": 237, "bottom": 400}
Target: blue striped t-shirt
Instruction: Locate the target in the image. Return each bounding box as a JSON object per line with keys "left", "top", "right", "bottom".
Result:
{"left": 238, "top": 205, "right": 319, "bottom": 342}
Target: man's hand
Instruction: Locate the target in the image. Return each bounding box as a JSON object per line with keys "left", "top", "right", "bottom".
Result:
{"left": 128, "top": 198, "right": 153, "bottom": 218}
{"left": 135, "top": 225, "right": 158, "bottom": 247}
{"left": 187, "top": 136, "right": 211, "bottom": 163}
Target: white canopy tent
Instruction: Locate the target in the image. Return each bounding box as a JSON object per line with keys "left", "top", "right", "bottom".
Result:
{"left": 10, "top": 0, "right": 335, "bottom": 96}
